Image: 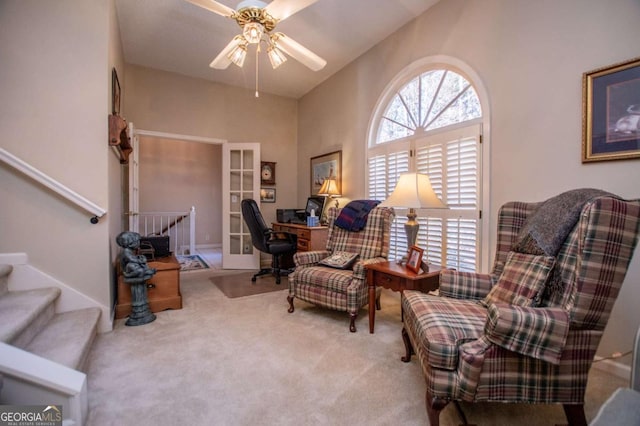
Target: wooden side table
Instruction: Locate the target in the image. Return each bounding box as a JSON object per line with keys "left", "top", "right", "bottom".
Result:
{"left": 365, "top": 261, "right": 441, "bottom": 334}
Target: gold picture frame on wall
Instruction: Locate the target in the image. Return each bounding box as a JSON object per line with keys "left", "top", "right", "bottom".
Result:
{"left": 310, "top": 150, "right": 341, "bottom": 195}
{"left": 260, "top": 188, "right": 276, "bottom": 203}
{"left": 582, "top": 57, "right": 640, "bottom": 163}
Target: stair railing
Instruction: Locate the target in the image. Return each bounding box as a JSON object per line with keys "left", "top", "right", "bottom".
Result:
{"left": 0, "top": 148, "right": 106, "bottom": 223}
{"left": 138, "top": 206, "right": 196, "bottom": 255}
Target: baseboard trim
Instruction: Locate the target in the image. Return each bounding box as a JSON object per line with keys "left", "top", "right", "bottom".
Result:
{"left": 592, "top": 356, "right": 631, "bottom": 380}
{"left": 196, "top": 243, "right": 222, "bottom": 249}
{"left": 0, "top": 252, "right": 28, "bottom": 264}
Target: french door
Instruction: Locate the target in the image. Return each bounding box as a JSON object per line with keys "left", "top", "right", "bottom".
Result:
{"left": 222, "top": 143, "right": 260, "bottom": 269}
{"left": 127, "top": 122, "right": 140, "bottom": 232}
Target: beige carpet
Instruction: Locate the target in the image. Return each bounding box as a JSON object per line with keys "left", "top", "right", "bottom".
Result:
{"left": 211, "top": 271, "right": 286, "bottom": 298}
{"left": 86, "top": 270, "right": 627, "bottom": 426}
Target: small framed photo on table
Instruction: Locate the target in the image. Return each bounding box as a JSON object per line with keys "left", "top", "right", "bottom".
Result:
{"left": 406, "top": 245, "right": 424, "bottom": 273}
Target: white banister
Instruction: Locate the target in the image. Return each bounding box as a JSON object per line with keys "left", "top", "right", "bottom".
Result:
{"left": 189, "top": 206, "right": 196, "bottom": 255}
{"left": 0, "top": 148, "right": 107, "bottom": 223}
{"left": 138, "top": 207, "right": 196, "bottom": 255}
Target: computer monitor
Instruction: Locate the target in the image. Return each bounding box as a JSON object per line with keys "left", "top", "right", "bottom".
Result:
{"left": 305, "top": 196, "right": 326, "bottom": 218}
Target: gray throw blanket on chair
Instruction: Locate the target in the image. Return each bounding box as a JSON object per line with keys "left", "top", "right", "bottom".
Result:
{"left": 512, "top": 188, "right": 615, "bottom": 300}
{"left": 513, "top": 188, "right": 614, "bottom": 256}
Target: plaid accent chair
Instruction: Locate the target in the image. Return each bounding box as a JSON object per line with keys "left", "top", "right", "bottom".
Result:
{"left": 287, "top": 206, "right": 394, "bottom": 332}
{"left": 401, "top": 195, "right": 640, "bottom": 425}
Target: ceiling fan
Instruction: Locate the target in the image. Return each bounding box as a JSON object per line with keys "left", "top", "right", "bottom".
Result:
{"left": 185, "top": 0, "right": 327, "bottom": 72}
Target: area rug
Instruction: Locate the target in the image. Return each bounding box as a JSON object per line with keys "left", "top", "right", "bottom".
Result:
{"left": 176, "top": 254, "right": 209, "bottom": 271}
{"left": 210, "top": 272, "right": 286, "bottom": 298}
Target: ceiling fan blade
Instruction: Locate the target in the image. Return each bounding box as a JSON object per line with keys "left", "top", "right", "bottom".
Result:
{"left": 265, "top": 0, "right": 319, "bottom": 21}
{"left": 184, "top": 0, "right": 235, "bottom": 17}
{"left": 209, "top": 37, "right": 243, "bottom": 69}
{"left": 274, "top": 33, "right": 326, "bottom": 71}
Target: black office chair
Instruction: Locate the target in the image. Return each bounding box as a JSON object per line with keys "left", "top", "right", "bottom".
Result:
{"left": 241, "top": 199, "right": 298, "bottom": 284}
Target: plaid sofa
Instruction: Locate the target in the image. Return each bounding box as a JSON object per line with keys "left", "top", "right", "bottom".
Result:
{"left": 287, "top": 206, "right": 394, "bottom": 332}
{"left": 401, "top": 195, "right": 640, "bottom": 426}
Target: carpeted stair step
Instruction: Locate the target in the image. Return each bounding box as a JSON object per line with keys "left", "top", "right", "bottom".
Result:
{"left": 24, "top": 307, "right": 101, "bottom": 373}
{"left": 0, "top": 287, "right": 60, "bottom": 348}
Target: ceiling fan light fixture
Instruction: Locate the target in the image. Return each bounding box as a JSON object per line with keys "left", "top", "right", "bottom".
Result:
{"left": 227, "top": 42, "right": 247, "bottom": 67}
{"left": 242, "top": 21, "right": 264, "bottom": 44}
{"left": 267, "top": 44, "right": 287, "bottom": 69}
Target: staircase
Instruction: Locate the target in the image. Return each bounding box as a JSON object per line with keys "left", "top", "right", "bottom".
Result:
{"left": 0, "top": 262, "right": 100, "bottom": 426}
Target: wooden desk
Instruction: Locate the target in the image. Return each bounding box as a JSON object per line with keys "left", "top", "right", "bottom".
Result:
{"left": 116, "top": 255, "right": 182, "bottom": 319}
{"left": 272, "top": 222, "right": 328, "bottom": 252}
{"left": 365, "top": 261, "right": 441, "bottom": 334}
{"left": 272, "top": 222, "right": 328, "bottom": 268}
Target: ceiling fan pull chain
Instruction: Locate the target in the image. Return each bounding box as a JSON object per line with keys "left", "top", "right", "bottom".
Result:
{"left": 255, "top": 44, "right": 260, "bottom": 98}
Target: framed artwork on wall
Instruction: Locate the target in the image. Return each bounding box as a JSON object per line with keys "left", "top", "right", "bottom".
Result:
{"left": 310, "top": 150, "right": 341, "bottom": 195}
{"left": 582, "top": 57, "right": 640, "bottom": 163}
{"left": 260, "top": 188, "right": 276, "bottom": 203}
{"left": 261, "top": 161, "right": 276, "bottom": 185}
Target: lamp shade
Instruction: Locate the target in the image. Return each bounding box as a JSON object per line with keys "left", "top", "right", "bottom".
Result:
{"left": 318, "top": 178, "right": 341, "bottom": 196}
{"left": 379, "top": 173, "right": 446, "bottom": 209}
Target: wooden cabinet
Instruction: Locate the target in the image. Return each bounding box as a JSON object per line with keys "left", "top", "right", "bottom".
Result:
{"left": 116, "top": 255, "right": 182, "bottom": 319}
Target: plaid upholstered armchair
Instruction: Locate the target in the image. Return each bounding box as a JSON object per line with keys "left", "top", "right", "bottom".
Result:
{"left": 401, "top": 192, "right": 640, "bottom": 425}
{"left": 287, "top": 205, "right": 394, "bottom": 332}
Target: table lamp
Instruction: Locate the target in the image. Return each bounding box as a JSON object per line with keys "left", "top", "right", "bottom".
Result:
{"left": 318, "top": 177, "right": 341, "bottom": 208}
{"left": 379, "top": 172, "right": 447, "bottom": 262}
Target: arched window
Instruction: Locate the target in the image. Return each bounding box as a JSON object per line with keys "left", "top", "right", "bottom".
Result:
{"left": 368, "top": 62, "right": 486, "bottom": 272}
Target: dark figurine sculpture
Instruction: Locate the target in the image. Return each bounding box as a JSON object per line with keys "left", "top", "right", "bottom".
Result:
{"left": 116, "top": 231, "right": 157, "bottom": 326}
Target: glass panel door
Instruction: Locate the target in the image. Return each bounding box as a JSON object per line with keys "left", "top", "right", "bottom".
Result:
{"left": 222, "top": 143, "right": 260, "bottom": 269}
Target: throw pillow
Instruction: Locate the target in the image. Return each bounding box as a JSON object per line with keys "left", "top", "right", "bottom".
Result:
{"left": 482, "top": 251, "right": 555, "bottom": 307}
{"left": 319, "top": 251, "right": 360, "bottom": 270}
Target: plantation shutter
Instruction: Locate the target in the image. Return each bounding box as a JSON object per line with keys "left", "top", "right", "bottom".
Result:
{"left": 415, "top": 143, "right": 444, "bottom": 265}
{"left": 368, "top": 141, "right": 410, "bottom": 259}
{"left": 445, "top": 130, "right": 479, "bottom": 271}
{"left": 414, "top": 124, "right": 481, "bottom": 271}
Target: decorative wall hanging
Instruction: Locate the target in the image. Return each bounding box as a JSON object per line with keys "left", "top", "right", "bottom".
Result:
{"left": 260, "top": 187, "right": 276, "bottom": 203}
{"left": 112, "top": 68, "right": 121, "bottom": 115}
{"left": 583, "top": 57, "right": 640, "bottom": 163}
{"left": 261, "top": 161, "right": 276, "bottom": 185}
{"left": 310, "top": 150, "right": 341, "bottom": 195}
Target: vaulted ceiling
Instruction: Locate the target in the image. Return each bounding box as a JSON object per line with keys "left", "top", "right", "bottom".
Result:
{"left": 115, "top": 0, "right": 440, "bottom": 99}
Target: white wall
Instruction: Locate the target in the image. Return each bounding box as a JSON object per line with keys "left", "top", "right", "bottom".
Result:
{"left": 108, "top": 0, "right": 127, "bottom": 312}
{"left": 123, "top": 65, "right": 300, "bottom": 225}
{"left": 0, "top": 1, "right": 113, "bottom": 318}
{"left": 138, "top": 137, "right": 222, "bottom": 245}
{"left": 298, "top": 0, "right": 640, "bottom": 365}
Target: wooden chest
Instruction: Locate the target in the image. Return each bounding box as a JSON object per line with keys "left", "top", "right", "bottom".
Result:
{"left": 116, "top": 255, "right": 182, "bottom": 319}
